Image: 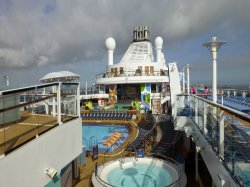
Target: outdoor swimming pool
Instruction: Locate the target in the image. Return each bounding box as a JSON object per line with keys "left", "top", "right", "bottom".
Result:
{"left": 92, "top": 157, "right": 187, "bottom": 187}
{"left": 82, "top": 124, "right": 129, "bottom": 152}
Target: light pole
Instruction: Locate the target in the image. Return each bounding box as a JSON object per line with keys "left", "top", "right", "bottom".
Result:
{"left": 182, "top": 67, "right": 185, "bottom": 93}
{"left": 203, "top": 37, "right": 226, "bottom": 103}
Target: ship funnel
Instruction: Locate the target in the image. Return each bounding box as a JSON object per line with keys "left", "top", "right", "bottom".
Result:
{"left": 105, "top": 37, "right": 116, "bottom": 66}
{"left": 133, "top": 26, "right": 150, "bottom": 42}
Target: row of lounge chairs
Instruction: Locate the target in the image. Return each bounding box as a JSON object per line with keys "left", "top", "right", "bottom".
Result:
{"left": 127, "top": 121, "right": 155, "bottom": 150}
{"left": 225, "top": 95, "right": 250, "bottom": 107}
{"left": 82, "top": 112, "right": 133, "bottom": 120}
{"left": 102, "top": 132, "right": 122, "bottom": 147}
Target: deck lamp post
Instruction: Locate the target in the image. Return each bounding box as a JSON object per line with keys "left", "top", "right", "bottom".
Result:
{"left": 203, "top": 37, "right": 226, "bottom": 103}
{"left": 182, "top": 67, "right": 185, "bottom": 93}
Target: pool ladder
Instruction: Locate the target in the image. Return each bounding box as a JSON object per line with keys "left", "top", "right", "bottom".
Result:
{"left": 132, "top": 143, "right": 138, "bottom": 161}
{"left": 119, "top": 152, "right": 125, "bottom": 169}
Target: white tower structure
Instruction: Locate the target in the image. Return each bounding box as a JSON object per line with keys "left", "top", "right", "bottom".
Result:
{"left": 105, "top": 37, "right": 116, "bottom": 66}
{"left": 182, "top": 67, "right": 185, "bottom": 93}
{"left": 186, "top": 64, "right": 190, "bottom": 95}
{"left": 155, "top": 37, "right": 163, "bottom": 63}
{"left": 203, "top": 37, "right": 226, "bottom": 103}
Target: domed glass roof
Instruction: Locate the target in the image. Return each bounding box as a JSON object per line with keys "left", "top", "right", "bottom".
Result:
{"left": 40, "top": 71, "right": 80, "bottom": 83}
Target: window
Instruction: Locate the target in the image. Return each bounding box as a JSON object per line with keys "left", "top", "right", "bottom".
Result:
{"left": 145, "top": 66, "right": 149, "bottom": 75}
{"left": 150, "top": 66, "right": 154, "bottom": 75}
{"left": 120, "top": 67, "right": 124, "bottom": 74}
{"left": 111, "top": 68, "right": 118, "bottom": 77}
{"left": 151, "top": 84, "right": 156, "bottom": 93}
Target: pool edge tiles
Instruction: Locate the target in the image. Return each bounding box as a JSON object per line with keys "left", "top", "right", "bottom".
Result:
{"left": 93, "top": 157, "right": 187, "bottom": 187}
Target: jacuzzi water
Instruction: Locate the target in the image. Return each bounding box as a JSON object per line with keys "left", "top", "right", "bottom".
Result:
{"left": 94, "top": 157, "right": 182, "bottom": 187}
{"left": 107, "top": 163, "right": 172, "bottom": 187}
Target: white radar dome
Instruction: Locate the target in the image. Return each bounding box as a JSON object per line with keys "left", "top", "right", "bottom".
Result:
{"left": 105, "top": 37, "right": 116, "bottom": 50}
{"left": 155, "top": 37, "right": 163, "bottom": 49}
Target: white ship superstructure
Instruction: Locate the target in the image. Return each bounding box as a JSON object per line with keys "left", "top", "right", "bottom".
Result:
{"left": 90, "top": 26, "right": 181, "bottom": 114}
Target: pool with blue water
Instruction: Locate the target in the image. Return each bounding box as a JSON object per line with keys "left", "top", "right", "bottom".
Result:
{"left": 82, "top": 124, "right": 129, "bottom": 152}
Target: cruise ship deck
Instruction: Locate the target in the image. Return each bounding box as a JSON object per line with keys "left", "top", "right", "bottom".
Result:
{"left": 0, "top": 82, "right": 83, "bottom": 186}
{"left": 78, "top": 27, "right": 250, "bottom": 187}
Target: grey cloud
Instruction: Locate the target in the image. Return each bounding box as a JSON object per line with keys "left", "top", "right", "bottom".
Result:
{"left": 0, "top": 0, "right": 250, "bottom": 86}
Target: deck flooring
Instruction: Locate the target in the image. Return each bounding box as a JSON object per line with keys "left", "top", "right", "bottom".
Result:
{"left": 0, "top": 111, "right": 76, "bottom": 155}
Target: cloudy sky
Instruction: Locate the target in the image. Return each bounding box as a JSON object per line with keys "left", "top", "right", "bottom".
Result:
{"left": 0, "top": 0, "right": 250, "bottom": 88}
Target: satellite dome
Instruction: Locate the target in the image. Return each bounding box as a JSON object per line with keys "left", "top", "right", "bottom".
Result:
{"left": 155, "top": 37, "right": 163, "bottom": 49}
{"left": 105, "top": 37, "right": 116, "bottom": 50}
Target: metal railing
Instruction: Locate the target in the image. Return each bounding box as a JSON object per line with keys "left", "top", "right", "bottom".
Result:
{"left": 0, "top": 82, "right": 80, "bottom": 156}
{"left": 176, "top": 94, "right": 250, "bottom": 186}
{"left": 96, "top": 70, "right": 169, "bottom": 79}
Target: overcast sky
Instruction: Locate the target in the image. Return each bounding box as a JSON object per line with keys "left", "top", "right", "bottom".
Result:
{"left": 0, "top": 0, "right": 250, "bottom": 88}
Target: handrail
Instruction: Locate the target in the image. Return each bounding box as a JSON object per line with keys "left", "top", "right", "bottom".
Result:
{"left": 95, "top": 171, "right": 116, "bottom": 187}
{"left": 178, "top": 94, "right": 250, "bottom": 121}
{"left": 146, "top": 153, "right": 184, "bottom": 187}
{"left": 0, "top": 82, "right": 80, "bottom": 156}
{"left": 130, "top": 114, "right": 157, "bottom": 152}
{"left": 0, "top": 82, "right": 59, "bottom": 96}
{"left": 218, "top": 155, "right": 247, "bottom": 187}
{"left": 177, "top": 94, "right": 250, "bottom": 186}
{"left": 102, "top": 138, "right": 122, "bottom": 165}
{"left": 96, "top": 70, "right": 168, "bottom": 79}
{"left": 0, "top": 94, "right": 55, "bottom": 113}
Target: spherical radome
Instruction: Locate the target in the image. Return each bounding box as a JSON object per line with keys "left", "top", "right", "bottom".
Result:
{"left": 105, "top": 37, "right": 116, "bottom": 50}
{"left": 155, "top": 37, "right": 163, "bottom": 48}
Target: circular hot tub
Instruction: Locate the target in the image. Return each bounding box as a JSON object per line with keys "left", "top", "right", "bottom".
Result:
{"left": 92, "top": 156, "right": 186, "bottom": 187}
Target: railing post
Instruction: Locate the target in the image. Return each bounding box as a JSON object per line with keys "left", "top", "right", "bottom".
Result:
{"left": 195, "top": 97, "right": 199, "bottom": 125}
{"left": 52, "top": 86, "right": 56, "bottom": 117}
{"left": 203, "top": 101, "right": 207, "bottom": 135}
{"left": 77, "top": 82, "right": 81, "bottom": 117}
{"left": 57, "top": 83, "right": 61, "bottom": 125}
{"left": 219, "top": 111, "right": 224, "bottom": 159}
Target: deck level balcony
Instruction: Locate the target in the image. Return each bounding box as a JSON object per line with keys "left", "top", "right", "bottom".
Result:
{"left": 96, "top": 70, "right": 169, "bottom": 85}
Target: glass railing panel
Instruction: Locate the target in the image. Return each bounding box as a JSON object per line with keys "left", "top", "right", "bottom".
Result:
{"left": 176, "top": 94, "right": 250, "bottom": 186}
{"left": 0, "top": 82, "right": 80, "bottom": 156}
{"left": 96, "top": 70, "right": 169, "bottom": 79}
{"left": 221, "top": 111, "right": 250, "bottom": 186}
{"left": 61, "top": 83, "right": 78, "bottom": 122}
{"left": 0, "top": 84, "right": 59, "bottom": 155}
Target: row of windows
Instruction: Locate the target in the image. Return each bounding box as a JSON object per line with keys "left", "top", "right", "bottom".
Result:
{"left": 111, "top": 66, "right": 157, "bottom": 75}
